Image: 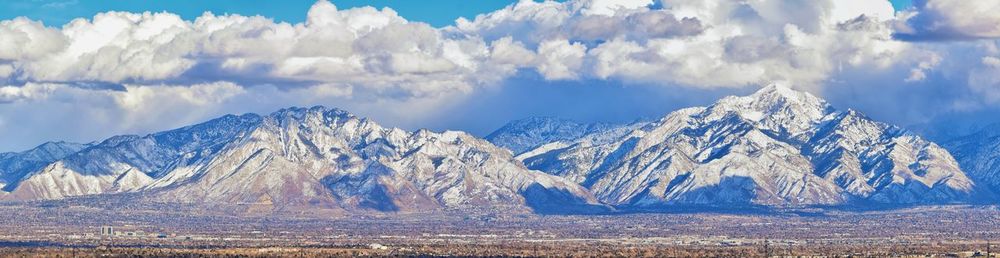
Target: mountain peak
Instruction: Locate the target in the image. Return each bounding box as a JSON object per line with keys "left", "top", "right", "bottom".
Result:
{"left": 508, "top": 116, "right": 575, "bottom": 125}
{"left": 269, "top": 105, "right": 355, "bottom": 121}
{"left": 748, "top": 83, "right": 826, "bottom": 107}
{"left": 2, "top": 105, "right": 607, "bottom": 214}
{"left": 511, "top": 84, "right": 977, "bottom": 208}
{"left": 757, "top": 83, "right": 795, "bottom": 94}
{"left": 705, "top": 84, "right": 831, "bottom": 131}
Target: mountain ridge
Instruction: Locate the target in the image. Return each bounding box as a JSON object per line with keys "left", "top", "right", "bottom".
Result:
{"left": 943, "top": 122, "right": 1000, "bottom": 197}
{"left": 491, "top": 84, "right": 983, "bottom": 208}
{"left": 1, "top": 85, "right": 993, "bottom": 214}
{"left": 0, "top": 106, "right": 607, "bottom": 214}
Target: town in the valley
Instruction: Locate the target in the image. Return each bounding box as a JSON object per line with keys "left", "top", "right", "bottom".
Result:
{"left": 2, "top": 202, "right": 1000, "bottom": 257}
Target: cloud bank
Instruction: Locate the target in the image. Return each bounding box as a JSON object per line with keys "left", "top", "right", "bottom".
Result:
{"left": 0, "top": 0, "right": 910, "bottom": 91}
{"left": 894, "top": 0, "right": 1000, "bottom": 40}
{"left": 0, "top": 0, "right": 999, "bottom": 151}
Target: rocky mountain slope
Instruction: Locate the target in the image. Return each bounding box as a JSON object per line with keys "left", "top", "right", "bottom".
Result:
{"left": 943, "top": 123, "right": 1000, "bottom": 196}
{"left": 1, "top": 85, "right": 988, "bottom": 213}
{"left": 485, "top": 117, "right": 643, "bottom": 155}
{"left": 0, "top": 141, "right": 90, "bottom": 191}
{"left": 492, "top": 85, "right": 980, "bottom": 208}
{"left": 0, "top": 107, "right": 605, "bottom": 214}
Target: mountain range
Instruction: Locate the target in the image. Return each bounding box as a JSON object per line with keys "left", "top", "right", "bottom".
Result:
{"left": 489, "top": 85, "right": 983, "bottom": 208}
{"left": 1, "top": 85, "right": 997, "bottom": 214}
{"left": 0, "top": 107, "right": 605, "bottom": 214}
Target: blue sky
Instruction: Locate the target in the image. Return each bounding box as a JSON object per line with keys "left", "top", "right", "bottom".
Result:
{"left": 889, "top": 0, "right": 913, "bottom": 10}
{"left": 3, "top": 0, "right": 914, "bottom": 27}
{"left": 1, "top": 0, "right": 522, "bottom": 27}
{"left": 1, "top": 0, "right": 999, "bottom": 152}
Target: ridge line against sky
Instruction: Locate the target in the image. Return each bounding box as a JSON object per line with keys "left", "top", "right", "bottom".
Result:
{"left": 1, "top": 0, "right": 999, "bottom": 153}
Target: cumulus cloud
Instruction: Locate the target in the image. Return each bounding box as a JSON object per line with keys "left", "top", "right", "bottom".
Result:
{"left": 454, "top": 0, "right": 704, "bottom": 46}
{"left": 451, "top": 0, "right": 914, "bottom": 88}
{"left": 0, "top": 1, "right": 500, "bottom": 99}
{"left": 895, "top": 0, "right": 1000, "bottom": 40}
{"left": 830, "top": 0, "right": 896, "bottom": 23}
{"left": 0, "top": 18, "right": 67, "bottom": 61}
{"left": 1, "top": 0, "right": 1000, "bottom": 150}
{"left": 535, "top": 39, "right": 586, "bottom": 80}
{"left": 0, "top": 0, "right": 913, "bottom": 92}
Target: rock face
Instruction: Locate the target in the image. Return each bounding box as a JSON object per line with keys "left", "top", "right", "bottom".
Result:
{"left": 0, "top": 107, "right": 605, "bottom": 214}
{"left": 493, "top": 85, "right": 978, "bottom": 208}
{"left": 943, "top": 123, "right": 1000, "bottom": 196}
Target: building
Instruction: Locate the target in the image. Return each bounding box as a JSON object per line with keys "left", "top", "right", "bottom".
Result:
{"left": 100, "top": 226, "right": 114, "bottom": 236}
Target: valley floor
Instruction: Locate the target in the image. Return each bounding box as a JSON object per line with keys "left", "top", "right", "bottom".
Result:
{"left": 1, "top": 203, "right": 1000, "bottom": 257}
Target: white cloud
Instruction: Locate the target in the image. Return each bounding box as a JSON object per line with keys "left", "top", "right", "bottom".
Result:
{"left": 0, "top": 85, "right": 41, "bottom": 103}
{"left": 830, "top": 0, "right": 895, "bottom": 24}
{"left": 455, "top": 0, "right": 704, "bottom": 46}
{"left": 0, "top": 82, "right": 238, "bottom": 145}
{"left": 0, "top": 18, "right": 67, "bottom": 62}
{"left": 455, "top": 0, "right": 912, "bottom": 88}
{"left": 0, "top": 81, "right": 394, "bottom": 150}
{"left": 0, "top": 64, "right": 14, "bottom": 78}
{"left": 580, "top": 0, "right": 652, "bottom": 16}
{"left": 905, "top": 52, "right": 942, "bottom": 82}
{"left": 0, "top": 1, "right": 503, "bottom": 99}
{"left": 535, "top": 39, "right": 585, "bottom": 80}
{"left": 452, "top": 0, "right": 916, "bottom": 89}
{"left": 0, "top": 0, "right": 915, "bottom": 92}
{"left": 969, "top": 56, "right": 1000, "bottom": 104}
{"left": 3, "top": 0, "right": 1000, "bottom": 150}
{"left": 895, "top": 0, "right": 1000, "bottom": 40}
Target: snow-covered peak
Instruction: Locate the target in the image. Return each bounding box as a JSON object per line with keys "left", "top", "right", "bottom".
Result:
{"left": 756, "top": 84, "right": 826, "bottom": 108}
{"left": 714, "top": 84, "right": 828, "bottom": 117}
{"left": 486, "top": 117, "right": 589, "bottom": 154}
{"left": 264, "top": 105, "right": 377, "bottom": 133}
{"left": 2, "top": 105, "right": 608, "bottom": 214}
{"left": 151, "top": 113, "right": 262, "bottom": 151}
{"left": 514, "top": 84, "right": 979, "bottom": 207}
{"left": 0, "top": 141, "right": 91, "bottom": 189}
{"left": 269, "top": 106, "right": 354, "bottom": 120}
{"left": 701, "top": 84, "right": 833, "bottom": 139}
{"left": 12, "top": 141, "right": 90, "bottom": 162}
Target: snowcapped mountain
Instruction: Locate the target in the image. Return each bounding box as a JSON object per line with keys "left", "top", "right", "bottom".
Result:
{"left": 0, "top": 107, "right": 606, "bottom": 214}
{"left": 1, "top": 86, "right": 987, "bottom": 213}
{"left": 0, "top": 141, "right": 90, "bottom": 191}
{"left": 2, "top": 114, "right": 262, "bottom": 200}
{"left": 943, "top": 123, "right": 1000, "bottom": 195}
{"left": 485, "top": 117, "right": 643, "bottom": 155}
{"left": 496, "top": 85, "right": 979, "bottom": 208}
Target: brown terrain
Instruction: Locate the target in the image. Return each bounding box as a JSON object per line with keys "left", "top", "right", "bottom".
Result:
{"left": 2, "top": 200, "right": 1000, "bottom": 257}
